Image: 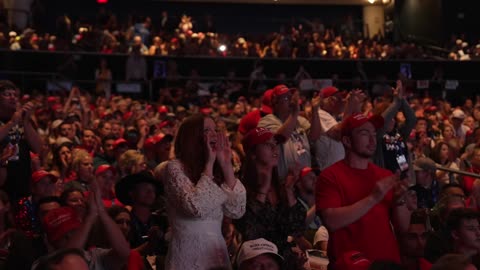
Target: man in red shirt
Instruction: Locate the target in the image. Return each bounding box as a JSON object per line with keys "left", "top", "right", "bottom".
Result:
{"left": 316, "top": 113, "right": 410, "bottom": 267}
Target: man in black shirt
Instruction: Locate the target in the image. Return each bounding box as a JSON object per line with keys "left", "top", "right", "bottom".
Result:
{"left": 0, "top": 80, "right": 42, "bottom": 202}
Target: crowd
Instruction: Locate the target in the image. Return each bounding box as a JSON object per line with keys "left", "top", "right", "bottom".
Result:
{"left": 1, "top": 67, "right": 480, "bottom": 270}
{"left": 0, "top": 10, "right": 466, "bottom": 60}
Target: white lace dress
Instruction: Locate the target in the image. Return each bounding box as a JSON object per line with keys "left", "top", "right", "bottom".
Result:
{"left": 161, "top": 159, "right": 246, "bottom": 270}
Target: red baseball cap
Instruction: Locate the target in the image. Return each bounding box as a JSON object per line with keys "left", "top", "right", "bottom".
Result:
{"left": 242, "top": 127, "right": 285, "bottom": 152}
{"left": 272, "top": 84, "right": 290, "bottom": 97}
{"left": 200, "top": 107, "right": 212, "bottom": 115}
{"left": 42, "top": 207, "right": 82, "bottom": 243}
{"left": 51, "top": 103, "right": 63, "bottom": 112}
{"left": 300, "top": 167, "right": 313, "bottom": 178}
{"left": 32, "top": 170, "right": 58, "bottom": 184}
{"left": 113, "top": 138, "right": 128, "bottom": 149}
{"left": 261, "top": 89, "right": 274, "bottom": 114}
{"left": 144, "top": 133, "right": 173, "bottom": 149}
{"left": 158, "top": 105, "right": 169, "bottom": 114}
{"left": 238, "top": 110, "right": 261, "bottom": 135}
{"left": 335, "top": 251, "right": 371, "bottom": 270}
{"left": 341, "top": 113, "right": 384, "bottom": 137}
{"left": 95, "top": 164, "right": 116, "bottom": 176}
{"left": 320, "top": 86, "right": 340, "bottom": 98}
{"left": 47, "top": 96, "right": 58, "bottom": 103}
{"left": 425, "top": 106, "right": 437, "bottom": 113}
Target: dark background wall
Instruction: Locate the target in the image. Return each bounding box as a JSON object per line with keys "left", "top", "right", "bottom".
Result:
{"left": 395, "top": 0, "right": 443, "bottom": 44}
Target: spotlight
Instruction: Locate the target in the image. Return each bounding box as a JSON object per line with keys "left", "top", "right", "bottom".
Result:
{"left": 218, "top": 44, "right": 227, "bottom": 52}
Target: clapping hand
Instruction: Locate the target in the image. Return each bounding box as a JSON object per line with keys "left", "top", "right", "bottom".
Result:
{"left": 311, "top": 92, "right": 322, "bottom": 110}
{"left": 393, "top": 80, "right": 404, "bottom": 99}
{"left": 204, "top": 132, "right": 217, "bottom": 167}
{"left": 21, "top": 102, "right": 35, "bottom": 123}
{"left": 215, "top": 132, "right": 232, "bottom": 169}
{"left": 290, "top": 90, "right": 300, "bottom": 114}
{"left": 370, "top": 172, "right": 399, "bottom": 204}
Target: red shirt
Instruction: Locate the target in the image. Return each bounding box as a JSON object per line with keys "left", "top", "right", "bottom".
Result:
{"left": 316, "top": 160, "right": 401, "bottom": 265}
{"left": 462, "top": 167, "right": 480, "bottom": 195}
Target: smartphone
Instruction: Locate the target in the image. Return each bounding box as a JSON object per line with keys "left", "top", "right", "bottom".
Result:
{"left": 396, "top": 154, "right": 409, "bottom": 179}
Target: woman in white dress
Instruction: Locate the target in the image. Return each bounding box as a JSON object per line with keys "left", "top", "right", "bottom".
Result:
{"left": 160, "top": 114, "right": 246, "bottom": 270}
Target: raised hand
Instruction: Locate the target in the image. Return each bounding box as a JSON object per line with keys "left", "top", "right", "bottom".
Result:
{"left": 290, "top": 90, "right": 300, "bottom": 115}
{"left": 215, "top": 132, "right": 232, "bottom": 169}
{"left": 87, "top": 189, "right": 99, "bottom": 218}
{"left": 311, "top": 92, "right": 322, "bottom": 110}
{"left": 21, "top": 102, "right": 35, "bottom": 122}
{"left": 90, "top": 179, "right": 106, "bottom": 213}
{"left": 370, "top": 172, "right": 399, "bottom": 204}
{"left": 204, "top": 131, "right": 217, "bottom": 167}
{"left": 10, "top": 104, "right": 23, "bottom": 125}
{"left": 393, "top": 80, "right": 404, "bottom": 99}
{"left": 345, "top": 89, "right": 366, "bottom": 114}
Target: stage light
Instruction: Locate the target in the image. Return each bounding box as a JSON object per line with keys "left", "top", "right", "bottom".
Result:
{"left": 218, "top": 45, "right": 227, "bottom": 52}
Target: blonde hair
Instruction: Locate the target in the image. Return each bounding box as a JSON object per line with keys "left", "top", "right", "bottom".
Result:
{"left": 71, "top": 149, "right": 91, "bottom": 172}
{"left": 118, "top": 150, "right": 144, "bottom": 175}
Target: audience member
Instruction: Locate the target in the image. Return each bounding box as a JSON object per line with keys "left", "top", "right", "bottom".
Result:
{"left": 236, "top": 238, "right": 283, "bottom": 270}
{"left": 316, "top": 113, "right": 410, "bottom": 265}
{"left": 158, "top": 114, "right": 246, "bottom": 269}
{"left": 258, "top": 85, "right": 321, "bottom": 181}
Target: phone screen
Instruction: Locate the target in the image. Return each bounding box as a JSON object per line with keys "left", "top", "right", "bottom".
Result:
{"left": 396, "top": 154, "right": 409, "bottom": 172}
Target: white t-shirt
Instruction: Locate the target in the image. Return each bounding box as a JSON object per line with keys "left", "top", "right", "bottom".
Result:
{"left": 258, "top": 114, "right": 311, "bottom": 182}
{"left": 313, "top": 226, "right": 329, "bottom": 246}
{"left": 455, "top": 124, "right": 470, "bottom": 141}
{"left": 314, "top": 109, "right": 345, "bottom": 171}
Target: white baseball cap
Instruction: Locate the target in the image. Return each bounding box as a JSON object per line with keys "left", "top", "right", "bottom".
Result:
{"left": 452, "top": 109, "right": 466, "bottom": 119}
{"left": 236, "top": 238, "right": 284, "bottom": 267}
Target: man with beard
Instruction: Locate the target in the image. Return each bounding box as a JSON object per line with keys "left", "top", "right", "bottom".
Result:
{"left": 0, "top": 80, "right": 42, "bottom": 202}
{"left": 93, "top": 134, "right": 116, "bottom": 169}
{"left": 315, "top": 113, "right": 411, "bottom": 268}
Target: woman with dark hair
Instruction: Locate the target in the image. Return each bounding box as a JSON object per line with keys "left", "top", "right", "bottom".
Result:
{"left": 430, "top": 141, "right": 460, "bottom": 186}
{"left": 235, "top": 127, "right": 306, "bottom": 269}
{"left": 50, "top": 142, "right": 75, "bottom": 184}
{"left": 159, "top": 114, "right": 246, "bottom": 270}
{"left": 107, "top": 206, "right": 132, "bottom": 240}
